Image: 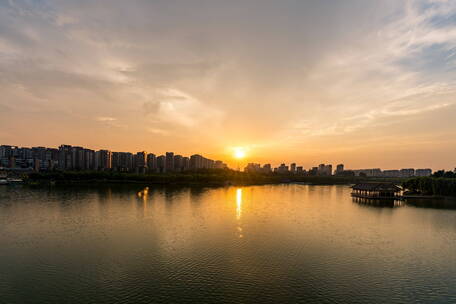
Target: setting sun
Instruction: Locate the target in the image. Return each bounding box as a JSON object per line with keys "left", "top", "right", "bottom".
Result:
{"left": 3, "top": 1, "right": 456, "bottom": 303}
{"left": 233, "top": 147, "right": 247, "bottom": 159}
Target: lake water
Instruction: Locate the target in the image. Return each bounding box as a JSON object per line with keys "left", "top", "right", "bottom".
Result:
{"left": 1, "top": 184, "right": 456, "bottom": 303}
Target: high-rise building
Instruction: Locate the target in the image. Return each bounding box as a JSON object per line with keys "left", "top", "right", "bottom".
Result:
{"left": 216, "top": 160, "right": 227, "bottom": 169}
{"left": 0, "top": 145, "right": 15, "bottom": 159}
{"left": 133, "top": 151, "right": 147, "bottom": 174}
{"left": 1, "top": 143, "right": 230, "bottom": 172}
{"left": 318, "top": 164, "right": 326, "bottom": 175}
{"left": 134, "top": 151, "right": 147, "bottom": 169}
{"left": 28, "top": 147, "right": 41, "bottom": 170}
{"left": 58, "top": 145, "right": 73, "bottom": 170}
{"left": 33, "top": 159, "right": 41, "bottom": 171}
{"left": 262, "top": 164, "right": 272, "bottom": 173}
{"left": 44, "top": 148, "right": 59, "bottom": 171}
{"left": 112, "top": 152, "right": 134, "bottom": 172}
{"left": 415, "top": 169, "right": 432, "bottom": 177}
{"left": 182, "top": 157, "right": 190, "bottom": 171}
{"left": 206, "top": 159, "right": 215, "bottom": 169}
{"left": 32, "top": 147, "right": 47, "bottom": 164}
{"left": 245, "top": 163, "right": 261, "bottom": 173}
{"left": 71, "top": 146, "right": 85, "bottom": 170}
{"left": 190, "top": 154, "right": 203, "bottom": 170}
{"left": 157, "top": 155, "right": 166, "bottom": 173}
{"left": 18, "top": 147, "right": 32, "bottom": 160}
{"left": 96, "top": 150, "right": 112, "bottom": 171}
{"left": 112, "top": 152, "right": 120, "bottom": 171}
{"left": 277, "top": 164, "right": 289, "bottom": 174}
{"left": 317, "top": 163, "right": 332, "bottom": 176}
{"left": 335, "top": 164, "right": 344, "bottom": 175}
{"left": 83, "top": 149, "right": 96, "bottom": 170}
{"left": 290, "top": 163, "right": 296, "bottom": 173}
{"left": 147, "top": 153, "right": 157, "bottom": 172}
{"left": 382, "top": 170, "right": 400, "bottom": 177}
{"left": 309, "top": 167, "right": 318, "bottom": 176}
{"left": 353, "top": 168, "right": 382, "bottom": 177}
{"left": 165, "top": 152, "right": 174, "bottom": 172}
{"left": 325, "top": 164, "right": 332, "bottom": 176}
{"left": 174, "top": 155, "right": 183, "bottom": 172}
{"left": 400, "top": 168, "right": 415, "bottom": 178}
{"left": 8, "top": 156, "right": 16, "bottom": 168}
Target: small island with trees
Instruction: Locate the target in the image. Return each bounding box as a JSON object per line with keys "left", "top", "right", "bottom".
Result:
{"left": 401, "top": 170, "right": 456, "bottom": 197}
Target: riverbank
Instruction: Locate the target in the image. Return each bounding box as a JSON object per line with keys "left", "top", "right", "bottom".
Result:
{"left": 25, "top": 170, "right": 407, "bottom": 187}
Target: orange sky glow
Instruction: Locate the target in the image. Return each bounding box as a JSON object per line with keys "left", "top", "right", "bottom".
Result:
{"left": 1, "top": 1, "right": 455, "bottom": 170}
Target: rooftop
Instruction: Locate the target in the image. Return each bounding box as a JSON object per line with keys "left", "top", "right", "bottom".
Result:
{"left": 352, "top": 182, "right": 401, "bottom": 192}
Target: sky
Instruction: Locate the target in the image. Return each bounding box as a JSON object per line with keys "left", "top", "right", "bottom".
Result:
{"left": 1, "top": 0, "right": 456, "bottom": 170}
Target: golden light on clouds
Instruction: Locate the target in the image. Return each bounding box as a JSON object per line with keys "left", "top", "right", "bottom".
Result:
{"left": 1, "top": 1, "right": 456, "bottom": 170}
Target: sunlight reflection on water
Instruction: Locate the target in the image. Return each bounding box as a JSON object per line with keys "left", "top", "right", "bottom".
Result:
{"left": 1, "top": 184, "right": 456, "bottom": 303}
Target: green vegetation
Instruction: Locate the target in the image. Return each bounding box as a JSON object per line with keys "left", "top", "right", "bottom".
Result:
{"left": 402, "top": 177, "right": 456, "bottom": 196}
{"left": 29, "top": 169, "right": 244, "bottom": 185}
{"left": 432, "top": 170, "right": 456, "bottom": 179}
{"left": 27, "top": 169, "right": 405, "bottom": 186}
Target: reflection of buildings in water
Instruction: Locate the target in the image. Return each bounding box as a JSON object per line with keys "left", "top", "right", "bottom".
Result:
{"left": 352, "top": 197, "right": 404, "bottom": 208}
{"left": 162, "top": 186, "right": 189, "bottom": 204}
{"left": 136, "top": 187, "right": 150, "bottom": 218}
{"left": 335, "top": 185, "right": 345, "bottom": 197}
{"left": 137, "top": 187, "right": 149, "bottom": 202}
{"left": 236, "top": 188, "right": 243, "bottom": 238}
{"left": 189, "top": 187, "right": 205, "bottom": 204}
{"left": 96, "top": 188, "right": 113, "bottom": 203}
{"left": 164, "top": 188, "right": 176, "bottom": 204}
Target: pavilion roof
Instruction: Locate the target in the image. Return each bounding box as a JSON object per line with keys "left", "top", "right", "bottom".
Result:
{"left": 351, "top": 182, "right": 401, "bottom": 192}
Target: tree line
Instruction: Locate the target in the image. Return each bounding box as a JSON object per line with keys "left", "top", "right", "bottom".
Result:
{"left": 432, "top": 170, "right": 456, "bottom": 178}
{"left": 402, "top": 176, "right": 456, "bottom": 196}
{"left": 27, "top": 169, "right": 385, "bottom": 186}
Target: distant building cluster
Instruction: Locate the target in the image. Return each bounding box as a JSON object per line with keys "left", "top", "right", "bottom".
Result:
{"left": 244, "top": 162, "right": 434, "bottom": 177}
{"left": 0, "top": 144, "right": 227, "bottom": 173}
{"left": 351, "top": 168, "right": 432, "bottom": 178}
{"left": 245, "top": 162, "right": 336, "bottom": 175}
{"left": 0, "top": 144, "right": 439, "bottom": 177}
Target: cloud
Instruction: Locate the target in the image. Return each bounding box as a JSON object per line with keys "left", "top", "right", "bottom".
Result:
{"left": 147, "top": 128, "right": 168, "bottom": 136}
{"left": 142, "top": 88, "right": 223, "bottom": 128}
{"left": 1, "top": 0, "right": 456, "bottom": 168}
{"left": 278, "top": 0, "right": 456, "bottom": 139}
{"left": 95, "top": 116, "right": 116, "bottom": 122}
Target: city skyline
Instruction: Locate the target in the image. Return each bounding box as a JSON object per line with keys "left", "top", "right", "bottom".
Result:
{"left": 0, "top": 143, "right": 227, "bottom": 173}
{"left": 1, "top": 137, "right": 453, "bottom": 171}
{"left": 3, "top": 2, "right": 456, "bottom": 304}
{"left": 1, "top": 1, "right": 456, "bottom": 170}
{"left": 0, "top": 143, "right": 445, "bottom": 175}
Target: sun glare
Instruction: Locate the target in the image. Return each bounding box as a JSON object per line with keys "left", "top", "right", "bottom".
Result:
{"left": 233, "top": 147, "right": 246, "bottom": 159}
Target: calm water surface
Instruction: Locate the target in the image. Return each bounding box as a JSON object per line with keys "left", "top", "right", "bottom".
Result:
{"left": 1, "top": 184, "right": 456, "bottom": 303}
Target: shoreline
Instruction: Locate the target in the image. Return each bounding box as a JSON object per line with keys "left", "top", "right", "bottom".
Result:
{"left": 24, "top": 176, "right": 407, "bottom": 189}
{"left": 12, "top": 171, "right": 455, "bottom": 198}
{"left": 23, "top": 170, "right": 408, "bottom": 186}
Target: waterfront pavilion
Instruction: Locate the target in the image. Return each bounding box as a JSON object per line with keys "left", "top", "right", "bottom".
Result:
{"left": 351, "top": 183, "right": 401, "bottom": 199}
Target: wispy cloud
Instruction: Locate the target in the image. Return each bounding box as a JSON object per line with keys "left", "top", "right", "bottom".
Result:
{"left": 0, "top": 0, "right": 455, "bottom": 168}
{"left": 284, "top": 0, "right": 456, "bottom": 139}
{"left": 147, "top": 128, "right": 168, "bottom": 136}
{"left": 143, "top": 88, "right": 223, "bottom": 128}
{"left": 95, "top": 116, "right": 116, "bottom": 122}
